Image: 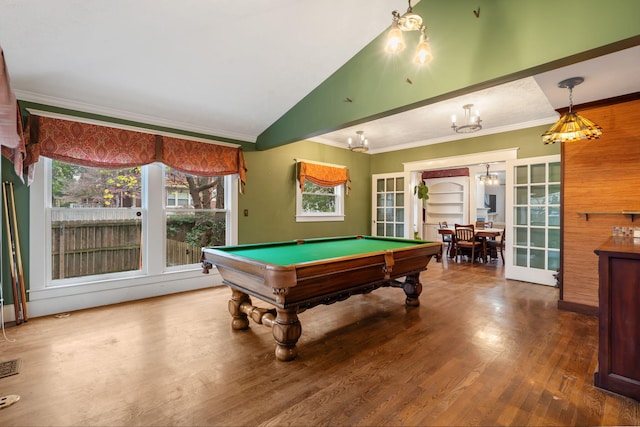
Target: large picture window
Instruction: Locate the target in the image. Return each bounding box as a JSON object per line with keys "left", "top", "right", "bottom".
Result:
{"left": 25, "top": 114, "right": 243, "bottom": 314}
{"left": 40, "top": 158, "right": 235, "bottom": 286}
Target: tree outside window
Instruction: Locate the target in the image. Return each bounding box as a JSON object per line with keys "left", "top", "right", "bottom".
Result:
{"left": 165, "top": 169, "right": 227, "bottom": 267}
{"left": 296, "top": 180, "right": 344, "bottom": 222}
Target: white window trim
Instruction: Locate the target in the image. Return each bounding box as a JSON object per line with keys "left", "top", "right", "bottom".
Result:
{"left": 28, "top": 159, "right": 238, "bottom": 318}
{"left": 295, "top": 180, "right": 345, "bottom": 222}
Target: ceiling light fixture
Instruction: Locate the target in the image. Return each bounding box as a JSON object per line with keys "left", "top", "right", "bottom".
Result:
{"left": 541, "top": 77, "right": 603, "bottom": 144}
{"left": 479, "top": 164, "right": 499, "bottom": 186}
{"left": 348, "top": 130, "right": 369, "bottom": 153}
{"left": 385, "top": 0, "right": 433, "bottom": 65}
{"left": 451, "top": 104, "right": 482, "bottom": 133}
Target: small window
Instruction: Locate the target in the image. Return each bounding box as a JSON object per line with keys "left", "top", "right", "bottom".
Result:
{"left": 296, "top": 179, "right": 344, "bottom": 222}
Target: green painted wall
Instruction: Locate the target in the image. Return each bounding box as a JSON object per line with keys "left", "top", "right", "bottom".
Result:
{"left": 257, "top": 0, "right": 640, "bottom": 149}
{"left": 239, "top": 140, "right": 371, "bottom": 244}
{"left": 370, "top": 125, "right": 560, "bottom": 174}
{"left": 237, "top": 124, "right": 561, "bottom": 245}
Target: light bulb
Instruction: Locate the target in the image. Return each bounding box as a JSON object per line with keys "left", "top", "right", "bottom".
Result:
{"left": 413, "top": 38, "right": 432, "bottom": 65}
{"left": 385, "top": 27, "right": 406, "bottom": 54}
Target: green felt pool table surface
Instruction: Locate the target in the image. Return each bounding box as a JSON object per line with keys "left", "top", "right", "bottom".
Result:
{"left": 215, "top": 235, "right": 431, "bottom": 266}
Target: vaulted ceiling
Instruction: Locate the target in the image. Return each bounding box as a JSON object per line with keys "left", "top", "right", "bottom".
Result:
{"left": 1, "top": 1, "right": 639, "bottom": 153}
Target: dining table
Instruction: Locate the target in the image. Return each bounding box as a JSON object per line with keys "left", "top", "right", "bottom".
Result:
{"left": 438, "top": 227, "right": 502, "bottom": 262}
{"left": 474, "top": 227, "right": 502, "bottom": 262}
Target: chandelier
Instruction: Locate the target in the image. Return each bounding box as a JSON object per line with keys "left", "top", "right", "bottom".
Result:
{"left": 479, "top": 164, "right": 499, "bottom": 186}
{"left": 348, "top": 130, "right": 369, "bottom": 153}
{"left": 451, "top": 104, "right": 482, "bottom": 133}
{"left": 541, "top": 77, "right": 603, "bottom": 144}
{"left": 385, "top": 0, "right": 433, "bottom": 65}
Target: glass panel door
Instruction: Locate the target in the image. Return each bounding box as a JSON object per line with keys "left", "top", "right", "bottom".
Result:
{"left": 506, "top": 155, "right": 560, "bottom": 286}
{"left": 372, "top": 173, "right": 406, "bottom": 237}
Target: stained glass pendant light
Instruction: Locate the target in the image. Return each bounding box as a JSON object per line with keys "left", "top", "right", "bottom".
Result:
{"left": 541, "top": 77, "right": 603, "bottom": 144}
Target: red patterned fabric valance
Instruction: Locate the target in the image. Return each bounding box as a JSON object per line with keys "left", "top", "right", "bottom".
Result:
{"left": 26, "top": 115, "right": 157, "bottom": 168}
{"left": 23, "top": 115, "right": 247, "bottom": 189}
{"left": 298, "top": 161, "right": 350, "bottom": 194}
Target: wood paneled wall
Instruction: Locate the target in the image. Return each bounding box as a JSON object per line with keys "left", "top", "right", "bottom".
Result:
{"left": 561, "top": 96, "right": 640, "bottom": 311}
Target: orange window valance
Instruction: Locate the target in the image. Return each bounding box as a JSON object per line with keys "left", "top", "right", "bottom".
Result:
{"left": 298, "top": 161, "right": 350, "bottom": 194}
{"left": 23, "top": 115, "right": 247, "bottom": 189}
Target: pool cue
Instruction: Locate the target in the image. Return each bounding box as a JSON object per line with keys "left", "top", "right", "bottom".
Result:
{"left": 8, "top": 182, "right": 28, "bottom": 321}
{"left": 2, "top": 182, "right": 22, "bottom": 324}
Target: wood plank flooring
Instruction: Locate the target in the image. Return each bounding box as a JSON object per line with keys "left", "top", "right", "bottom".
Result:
{"left": 1, "top": 259, "right": 639, "bottom": 426}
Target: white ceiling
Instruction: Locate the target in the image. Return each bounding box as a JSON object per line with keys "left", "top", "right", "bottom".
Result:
{"left": 315, "top": 46, "right": 640, "bottom": 153}
{"left": 1, "top": 1, "right": 639, "bottom": 152}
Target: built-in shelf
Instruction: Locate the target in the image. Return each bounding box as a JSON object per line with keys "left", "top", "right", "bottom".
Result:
{"left": 424, "top": 178, "right": 468, "bottom": 241}
{"left": 578, "top": 211, "right": 640, "bottom": 222}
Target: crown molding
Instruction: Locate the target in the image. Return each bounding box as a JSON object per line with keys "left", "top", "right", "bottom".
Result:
{"left": 310, "top": 116, "right": 558, "bottom": 154}
{"left": 15, "top": 90, "right": 257, "bottom": 143}
{"left": 26, "top": 109, "right": 243, "bottom": 148}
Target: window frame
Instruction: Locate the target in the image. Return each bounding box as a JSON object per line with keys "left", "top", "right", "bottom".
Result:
{"left": 29, "top": 158, "right": 238, "bottom": 297}
{"left": 163, "top": 170, "right": 232, "bottom": 272}
{"left": 295, "top": 179, "right": 345, "bottom": 222}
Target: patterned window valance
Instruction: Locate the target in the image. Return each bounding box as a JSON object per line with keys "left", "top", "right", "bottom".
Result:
{"left": 22, "top": 115, "right": 247, "bottom": 190}
{"left": 297, "top": 161, "right": 350, "bottom": 194}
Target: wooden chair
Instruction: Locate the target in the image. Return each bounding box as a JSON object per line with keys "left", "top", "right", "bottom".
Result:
{"left": 438, "top": 222, "right": 454, "bottom": 258}
{"left": 487, "top": 228, "right": 505, "bottom": 263}
{"left": 454, "top": 224, "right": 482, "bottom": 263}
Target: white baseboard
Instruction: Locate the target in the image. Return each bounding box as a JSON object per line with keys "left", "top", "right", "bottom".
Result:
{"left": 1, "top": 270, "right": 224, "bottom": 322}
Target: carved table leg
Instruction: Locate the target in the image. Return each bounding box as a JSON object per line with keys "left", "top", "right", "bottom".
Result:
{"left": 228, "top": 288, "right": 251, "bottom": 330}
{"left": 272, "top": 306, "right": 302, "bottom": 361}
{"left": 402, "top": 273, "right": 423, "bottom": 307}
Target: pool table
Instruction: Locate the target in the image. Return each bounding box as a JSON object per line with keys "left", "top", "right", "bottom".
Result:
{"left": 201, "top": 235, "right": 441, "bottom": 361}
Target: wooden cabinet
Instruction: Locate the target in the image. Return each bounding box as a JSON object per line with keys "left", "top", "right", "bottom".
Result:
{"left": 594, "top": 237, "right": 640, "bottom": 400}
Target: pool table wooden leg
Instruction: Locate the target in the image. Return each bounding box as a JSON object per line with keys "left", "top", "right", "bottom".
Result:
{"left": 228, "top": 289, "right": 251, "bottom": 330}
{"left": 272, "top": 307, "right": 302, "bottom": 362}
{"left": 402, "top": 273, "right": 423, "bottom": 307}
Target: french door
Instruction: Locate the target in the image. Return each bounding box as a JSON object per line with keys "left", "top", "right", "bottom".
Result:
{"left": 371, "top": 173, "right": 407, "bottom": 238}
{"left": 505, "top": 155, "right": 561, "bottom": 286}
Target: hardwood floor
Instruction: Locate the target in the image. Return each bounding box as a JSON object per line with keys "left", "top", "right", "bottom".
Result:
{"left": 1, "top": 259, "right": 639, "bottom": 426}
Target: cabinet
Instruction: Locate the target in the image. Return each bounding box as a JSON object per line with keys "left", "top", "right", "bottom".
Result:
{"left": 594, "top": 237, "right": 640, "bottom": 400}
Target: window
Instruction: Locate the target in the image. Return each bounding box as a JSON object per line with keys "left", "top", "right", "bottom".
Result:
{"left": 164, "top": 169, "right": 227, "bottom": 268}
{"left": 296, "top": 179, "right": 344, "bottom": 222}
{"left": 40, "top": 158, "right": 236, "bottom": 286}
{"left": 50, "top": 160, "right": 143, "bottom": 280}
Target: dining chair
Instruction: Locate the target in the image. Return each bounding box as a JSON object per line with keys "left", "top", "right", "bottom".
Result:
{"left": 487, "top": 228, "right": 505, "bottom": 263}
{"left": 454, "top": 224, "right": 482, "bottom": 263}
{"left": 438, "top": 222, "right": 454, "bottom": 258}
